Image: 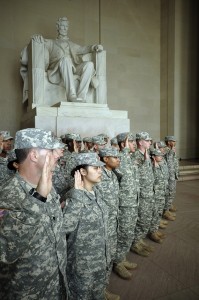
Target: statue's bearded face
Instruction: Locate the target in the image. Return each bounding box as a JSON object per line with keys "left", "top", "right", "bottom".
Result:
{"left": 58, "top": 21, "right": 69, "bottom": 36}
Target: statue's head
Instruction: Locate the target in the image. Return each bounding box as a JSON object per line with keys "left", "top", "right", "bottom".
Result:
{"left": 56, "top": 17, "right": 69, "bottom": 31}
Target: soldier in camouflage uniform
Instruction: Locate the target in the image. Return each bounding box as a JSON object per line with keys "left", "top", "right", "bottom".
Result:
{"left": 63, "top": 152, "right": 110, "bottom": 300}
{"left": 92, "top": 135, "right": 107, "bottom": 153}
{"left": 148, "top": 149, "right": 167, "bottom": 243}
{"left": 113, "top": 132, "right": 139, "bottom": 280}
{"left": 163, "top": 136, "right": 179, "bottom": 220}
{"left": 0, "top": 131, "right": 14, "bottom": 184}
{"left": 82, "top": 136, "right": 93, "bottom": 152}
{"left": 98, "top": 147, "right": 121, "bottom": 300}
{"left": 110, "top": 137, "right": 119, "bottom": 150}
{"left": 131, "top": 132, "right": 155, "bottom": 256}
{"left": 0, "top": 128, "right": 68, "bottom": 300}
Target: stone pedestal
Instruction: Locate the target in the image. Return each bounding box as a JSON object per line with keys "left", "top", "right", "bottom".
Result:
{"left": 21, "top": 102, "right": 130, "bottom": 138}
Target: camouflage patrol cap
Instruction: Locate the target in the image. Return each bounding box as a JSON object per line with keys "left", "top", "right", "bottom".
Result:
{"left": 150, "top": 149, "right": 164, "bottom": 156}
{"left": 75, "top": 152, "right": 105, "bottom": 167}
{"left": 128, "top": 133, "right": 135, "bottom": 141}
{"left": 92, "top": 136, "right": 106, "bottom": 145}
{"left": 0, "top": 131, "right": 13, "bottom": 140}
{"left": 136, "top": 132, "right": 152, "bottom": 141}
{"left": 116, "top": 132, "right": 129, "bottom": 143}
{"left": 53, "top": 138, "right": 66, "bottom": 149}
{"left": 14, "top": 128, "right": 58, "bottom": 149}
{"left": 97, "top": 133, "right": 109, "bottom": 139}
{"left": 7, "top": 149, "right": 17, "bottom": 162}
{"left": 165, "top": 136, "right": 176, "bottom": 142}
{"left": 157, "top": 141, "right": 166, "bottom": 148}
{"left": 110, "top": 137, "right": 118, "bottom": 145}
{"left": 98, "top": 147, "right": 121, "bottom": 157}
{"left": 65, "top": 133, "right": 82, "bottom": 141}
{"left": 83, "top": 137, "right": 93, "bottom": 143}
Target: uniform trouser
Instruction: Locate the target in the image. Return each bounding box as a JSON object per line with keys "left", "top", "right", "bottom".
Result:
{"left": 164, "top": 179, "right": 176, "bottom": 211}
{"left": 114, "top": 205, "right": 138, "bottom": 264}
{"left": 149, "top": 196, "right": 165, "bottom": 233}
{"left": 133, "top": 196, "right": 154, "bottom": 244}
{"left": 59, "top": 57, "right": 95, "bottom": 100}
{"left": 106, "top": 215, "right": 117, "bottom": 284}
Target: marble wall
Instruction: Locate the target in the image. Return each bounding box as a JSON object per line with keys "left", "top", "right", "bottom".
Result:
{"left": 0, "top": 0, "right": 198, "bottom": 158}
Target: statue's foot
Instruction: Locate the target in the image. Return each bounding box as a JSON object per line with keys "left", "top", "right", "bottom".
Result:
{"left": 68, "top": 94, "right": 77, "bottom": 102}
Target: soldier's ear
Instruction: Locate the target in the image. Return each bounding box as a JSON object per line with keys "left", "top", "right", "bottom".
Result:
{"left": 79, "top": 168, "right": 87, "bottom": 176}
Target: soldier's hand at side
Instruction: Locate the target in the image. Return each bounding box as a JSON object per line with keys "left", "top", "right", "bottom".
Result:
{"left": 74, "top": 171, "right": 84, "bottom": 190}
{"left": 37, "top": 152, "right": 53, "bottom": 197}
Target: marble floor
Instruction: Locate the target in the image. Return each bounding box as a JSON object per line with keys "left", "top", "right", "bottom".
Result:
{"left": 108, "top": 180, "right": 199, "bottom": 300}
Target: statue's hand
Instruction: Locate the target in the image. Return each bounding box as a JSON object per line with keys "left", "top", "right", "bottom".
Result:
{"left": 31, "top": 34, "right": 44, "bottom": 43}
{"left": 93, "top": 44, "right": 103, "bottom": 52}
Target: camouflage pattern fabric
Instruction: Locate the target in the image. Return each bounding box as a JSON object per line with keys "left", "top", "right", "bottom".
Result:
{"left": 59, "top": 149, "right": 78, "bottom": 188}
{"left": 0, "top": 173, "right": 68, "bottom": 300}
{"left": 52, "top": 164, "right": 70, "bottom": 199}
{"left": 0, "top": 156, "right": 15, "bottom": 185}
{"left": 133, "top": 150, "right": 154, "bottom": 243}
{"left": 164, "top": 148, "right": 179, "bottom": 210}
{"left": 114, "top": 148, "right": 139, "bottom": 263}
{"left": 63, "top": 187, "right": 110, "bottom": 300}
{"left": 96, "top": 167, "right": 120, "bottom": 282}
{"left": 149, "top": 161, "right": 168, "bottom": 233}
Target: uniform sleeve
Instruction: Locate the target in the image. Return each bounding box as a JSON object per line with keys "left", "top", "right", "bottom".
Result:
{"left": 62, "top": 189, "right": 84, "bottom": 234}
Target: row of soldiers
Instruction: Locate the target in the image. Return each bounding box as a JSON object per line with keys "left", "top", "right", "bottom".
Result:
{"left": 0, "top": 128, "right": 179, "bottom": 300}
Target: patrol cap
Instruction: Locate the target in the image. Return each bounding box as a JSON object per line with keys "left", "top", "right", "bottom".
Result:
{"left": 7, "top": 149, "right": 17, "bottom": 163}
{"left": 110, "top": 137, "right": 118, "bottom": 145}
{"left": 65, "top": 133, "right": 82, "bottom": 142}
{"left": 136, "top": 131, "right": 152, "bottom": 141}
{"left": 0, "top": 131, "right": 13, "bottom": 141}
{"left": 14, "top": 128, "right": 58, "bottom": 149}
{"left": 97, "top": 133, "right": 109, "bottom": 139}
{"left": 156, "top": 141, "right": 166, "bottom": 148}
{"left": 92, "top": 136, "right": 106, "bottom": 145}
{"left": 53, "top": 138, "right": 66, "bottom": 149}
{"left": 83, "top": 137, "right": 93, "bottom": 143}
{"left": 116, "top": 132, "right": 129, "bottom": 143}
{"left": 165, "top": 136, "right": 176, "bottom": 142}
{"left": 98, "top": 147, "right": 121, "bottom": 157}
{"left": 128, "top": 133, "right": 135, "bottom": 141}
{"left": 75, "top": 152, "right": 105, "bottom": 167}
{"left": 150, "top": 149, "right": 164, "bottom": 156}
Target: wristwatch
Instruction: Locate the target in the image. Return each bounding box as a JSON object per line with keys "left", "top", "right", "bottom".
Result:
{"left": 29, "top": 188, "right": 47, "bottom": 203}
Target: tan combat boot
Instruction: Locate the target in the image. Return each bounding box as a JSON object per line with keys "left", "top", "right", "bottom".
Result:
{"left": 140, "top": 239, "right": 155, "bottom": 252}
{"left": 131, "top": 242, "right": 150, "bottom": 257}
{"left": 156, "top": 230, "right": 166, "bottom": 239}
{"left": 105, "top": 289, "right": 120, "bottom": 300}
{"left": 163, "top": 210, "right": 176, "bottom": 221}
{"left": 113, "top": 262, "right": 133, "bottom": 280}
{"left": 149, "top": 232, "right": 163, "bottom": 243}
{"left": 161, "top": 219, "right": 168, "bottom": 225}
{"left": 169, "top": 204, "right": 177, "bottom": 212}
{"left": 122, "top": 259, "right": 137, "bottom": 270}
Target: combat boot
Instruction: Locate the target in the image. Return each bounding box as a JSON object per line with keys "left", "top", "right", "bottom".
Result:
{"left": 113, "top": 262, "right": 133, "bottom": 280}
{"left": 105, "top": 289, "right": 120, "bottom": 300}
{"left": 169, "top": 204, "right": 177, "bottom": 212}
{"left": 159, "top": 222, "right": 167, "bottom": 229}
{"left": 148, "top": 232, "right": 163, "bottom": 243}
{"left": 140, "top": 239, "right": 155, "bottom": 252}
{"left": 160, "top": 219, "right": 168, "bottom": 225}
{"left": 163, "top": 210, "right": 175, "bottom": 221}
{"left": 131, "top": 242, "right": 150, "bottom": 257}
{"left": 122, "top": 259, "right": 137, "bottom": 270}
{"left": 156, "top": 230, "right": 166, "bottom": 239}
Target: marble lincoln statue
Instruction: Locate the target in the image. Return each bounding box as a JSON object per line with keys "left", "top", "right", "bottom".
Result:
{"left": 20, "top": 16, "right": 103, "bottom": 103}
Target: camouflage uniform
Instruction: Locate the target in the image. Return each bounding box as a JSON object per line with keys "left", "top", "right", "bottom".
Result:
{"left": 114, "top": 140, "right": 139, "bottom": 263}
{"left": 0, "top": 173, "right": 67, "bottom": 300}
{"left": 0, "top": 156, "right": 15, "bottom": 185}
{"left": 63, "top": 186, "right": 109, "bottom": 300}
{"left": 133, "top": 149, "right": 154, "bottom": 243}
{"left": 52, "top": 163, "right": 70, "bottom": 199}
{"left": 97, "top": 166, "right": 119, "bottom": 262}
{"left": 164, "top": 143, "right": 179, "bottom": 210}
{"left": 149, "top": 150, "right": 168, "bottom": 233}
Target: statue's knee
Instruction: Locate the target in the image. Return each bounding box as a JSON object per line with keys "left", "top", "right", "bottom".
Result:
{"left": 84, "top": 61, "right": 94, "bottom": 72}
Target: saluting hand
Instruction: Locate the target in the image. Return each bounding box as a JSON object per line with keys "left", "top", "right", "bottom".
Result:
{"left": 37, "top": 152, "right": 53, "bottom": 197}
{"left": 74, "top": 171, "right": 84, "bottom": 190}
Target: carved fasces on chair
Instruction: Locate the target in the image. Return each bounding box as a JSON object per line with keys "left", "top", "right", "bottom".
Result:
{"left": 20, "top": 37, "right": 107, "bottom": 107}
